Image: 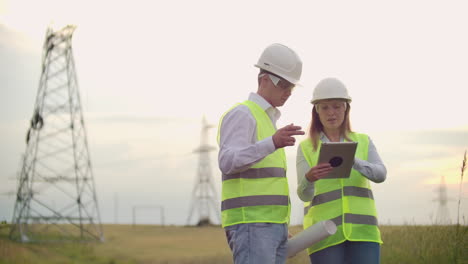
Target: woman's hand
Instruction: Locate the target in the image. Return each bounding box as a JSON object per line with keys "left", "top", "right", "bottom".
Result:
{"left": 305, "top": 163, "right": 333, "bottom": 182}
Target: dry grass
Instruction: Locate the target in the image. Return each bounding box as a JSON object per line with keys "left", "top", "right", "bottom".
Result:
{"left": 1, "top": 224, "right": 467, "bottom": 264}
{"left": 0, "top": 224, "right": 308, "bottom": 264}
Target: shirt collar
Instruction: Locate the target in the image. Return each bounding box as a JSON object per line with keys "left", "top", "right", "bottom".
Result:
{"left": 248, "top": 92, "right": 281, "bottom": 120}
{"left": 320, "top": 131, "right": 344, "bottom": 142}
{"left": 320, "top": 132, "right": 329, "bottom": 142}
{"left": 248, "top": 92, "right": 271, "bottom": 111}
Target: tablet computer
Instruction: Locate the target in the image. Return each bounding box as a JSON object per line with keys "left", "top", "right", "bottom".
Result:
{"left": 318, "top": 142, "right": 358, "bottom": 179}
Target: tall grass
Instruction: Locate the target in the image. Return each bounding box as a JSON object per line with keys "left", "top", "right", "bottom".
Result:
{"left": 382, "top": 224, "right": 467, "bottom": 264}
{"left": 456, "top": 150, "right": 466, "bottom": 226}
{"left": 454, "top": 150, "right": 467, "bottom": 264}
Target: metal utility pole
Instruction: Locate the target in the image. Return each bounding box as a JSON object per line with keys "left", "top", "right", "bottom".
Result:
{"left": 9, "top": 25, "right": 104, "bottom": 242}
{"left": 186, "top": 117, "right": 220, "bottom": 226}
{"left": 434, "top": 176, "right": 451, "bottom": 225}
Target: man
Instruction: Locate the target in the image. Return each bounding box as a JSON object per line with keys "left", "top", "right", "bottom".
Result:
{"left": 217, "top": 43, "right": 305, "bottom": 264}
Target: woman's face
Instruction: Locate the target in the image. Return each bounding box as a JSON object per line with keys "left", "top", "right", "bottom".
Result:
{"left": 316, "top": 99, "right": 347, "bottom": 130}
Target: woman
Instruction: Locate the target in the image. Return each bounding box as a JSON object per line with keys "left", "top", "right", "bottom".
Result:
{"left": 296, "top": 77, "right": 387, "bottom": 264}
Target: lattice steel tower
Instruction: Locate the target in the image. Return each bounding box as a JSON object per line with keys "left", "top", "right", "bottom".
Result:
{"left": 187, "top": 117, "right": 220, "bottom": 226}
{"left": 434, "top": 176, "right": 451, "bottom": 225}
{"left": 10, "top": 25, "right": 103, "bottom": 242}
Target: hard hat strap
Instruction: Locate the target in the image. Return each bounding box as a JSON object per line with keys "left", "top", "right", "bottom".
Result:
{"left": 259, "top": 73, "right": 280, "bottom": 87}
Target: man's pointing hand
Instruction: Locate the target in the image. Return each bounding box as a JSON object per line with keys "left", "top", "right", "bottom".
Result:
{"left": 272, "top": 124, "right": 305, "bottom": 149}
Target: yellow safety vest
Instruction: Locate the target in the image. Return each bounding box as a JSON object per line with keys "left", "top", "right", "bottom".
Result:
{"left": 300, "top": 132, "right": 382, "bottom": 255}
{"left": 218, "top": 100, "right": 290, "bottom": 228}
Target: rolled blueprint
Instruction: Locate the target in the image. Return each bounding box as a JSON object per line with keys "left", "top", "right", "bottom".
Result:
{"left": 287, "top": 220, "right": 337, "bottom": 258}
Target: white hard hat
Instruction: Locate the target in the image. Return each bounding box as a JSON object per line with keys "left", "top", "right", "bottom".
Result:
{"left": 311, "top": 77, "right": 352, "bottom": 104}
{"left": 254, "top": 43, "right": 302, "bottom": 85}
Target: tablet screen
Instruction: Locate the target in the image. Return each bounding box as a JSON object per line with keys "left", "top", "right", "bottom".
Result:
{"left": 318, "top": 142, "right": 358, "bottom": 179}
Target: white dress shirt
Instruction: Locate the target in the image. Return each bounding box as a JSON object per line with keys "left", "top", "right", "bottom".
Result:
{"left": 296, "top": 132, "right": 387, "bottom": 202}
{"left": 218, "top": 93, "right": 280, "bottom": 175}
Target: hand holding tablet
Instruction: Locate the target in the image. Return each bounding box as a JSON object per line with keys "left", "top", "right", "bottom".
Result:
{"left": 318, "top": 142, "right": 358, "bottom": 179}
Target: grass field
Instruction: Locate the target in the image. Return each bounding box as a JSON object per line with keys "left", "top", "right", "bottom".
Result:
{"left": 0, "top": 224, "right": 467, "bottom": 264}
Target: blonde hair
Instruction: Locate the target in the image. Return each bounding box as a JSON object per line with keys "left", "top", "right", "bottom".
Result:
{"left": 308, "top": 102, "right": 353, "bottom": 151}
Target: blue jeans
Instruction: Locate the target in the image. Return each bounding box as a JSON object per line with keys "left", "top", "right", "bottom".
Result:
{"left": 225, "top": 223, "right": 288, "bottom": 264}
{"left": 310, "top": 241, "right": 380, "bottom": 264}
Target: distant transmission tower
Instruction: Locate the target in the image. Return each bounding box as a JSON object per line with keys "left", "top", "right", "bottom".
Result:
{"left": 434, "top": 176, "right": 451, "bottom": 225}
{"left": 186, "top": 117, "right": 220, "bottom": 226}
{"left": 10, "top": 25, "right": 103, "bottom": 242}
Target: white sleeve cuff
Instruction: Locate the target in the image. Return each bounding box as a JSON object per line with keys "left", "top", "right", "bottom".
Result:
{"left": 257, "top": 136, "right": 276, "bottom": 156}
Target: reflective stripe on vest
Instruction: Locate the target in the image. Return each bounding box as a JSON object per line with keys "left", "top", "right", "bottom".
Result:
{"left": 300, "top": 132, "right": 382, "bottom": 254}
{"left": 304, "top": 186, "right": 374, "bottom": 214}
{"left": 222, "top": 167, "right": 285, "bottom": 181}
{"left": 222, "top": 195, "right": 289, "bottom": 211}
{"left": 300, "top": 212, "right": 379, "bottom": 235}
{"left": 329, "top": 214, "right": 378, "bottom": 226}
{"left": 218, "top": 100, "right": 290, "bottom": 227}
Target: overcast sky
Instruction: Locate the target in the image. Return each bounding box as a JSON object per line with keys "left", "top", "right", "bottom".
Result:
{"left": 1, "top": 0, "right": 467, "bottom": 226}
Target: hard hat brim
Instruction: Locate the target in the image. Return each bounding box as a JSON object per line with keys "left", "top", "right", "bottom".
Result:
{"left": 311, "top": 97, "right": 352, "bottom": 104}
{"left": 254, "top": 64, "right": 301, "bottom": 86}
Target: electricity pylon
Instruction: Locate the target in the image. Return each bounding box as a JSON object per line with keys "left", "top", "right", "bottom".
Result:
{"left": 10, "top": 25, "right": 103, "bottom": 242}
{"left": 433, "top": 176, "right": 451, "bottom": 225}
{"left": 186, "top": 117, "right": 220, "bottom": 226}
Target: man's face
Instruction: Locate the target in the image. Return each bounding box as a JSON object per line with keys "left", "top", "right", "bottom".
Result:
{"left": 262, "top": 74, "right": 295, "bottom": 107}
